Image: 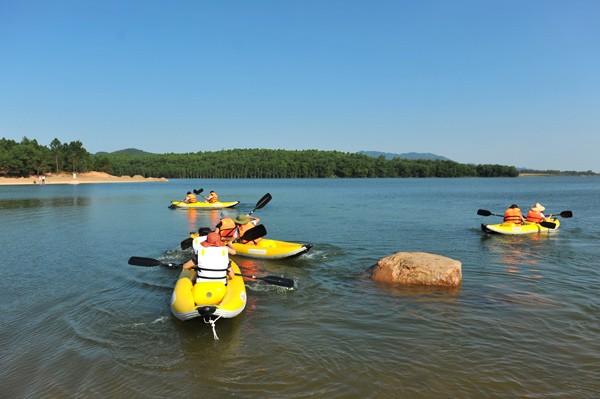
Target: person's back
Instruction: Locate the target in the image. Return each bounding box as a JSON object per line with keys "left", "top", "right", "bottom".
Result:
{"left": 504, "top": 204, "right": 524, "bottom": 225}
{"left": 526, "top": 203, "right": 549, "bottom": 223}
{"left": 195, "top": 246, "right": 230, "bottom": 284}
{"left": 184, "top": 192, "right": 197, "bottom": 203}
{"left": 207, "top": 191, "right": 219, "bottom": 203}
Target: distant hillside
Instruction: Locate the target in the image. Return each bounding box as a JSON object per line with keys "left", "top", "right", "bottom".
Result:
{"left": 359, "top": 151, "right": 451, "bottom": 161}
{"left": 95, "top": 148, "right": 155, "bottom": 156}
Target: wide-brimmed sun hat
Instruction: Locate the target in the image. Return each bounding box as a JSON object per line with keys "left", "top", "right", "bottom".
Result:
{"left": 233, "top": 214, "right": 251, "bottom": 224}
{"left": 531, "top": 203, "right": 545, "bottom": 212}
{"left": 201, "top": 232, "right": 225, "bottom": 247}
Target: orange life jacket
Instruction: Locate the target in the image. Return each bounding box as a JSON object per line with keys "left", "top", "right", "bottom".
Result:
{"left": 217, "top": 218, "right": 238, "bottom": 239}
{"left": 526, "top": 210, "right": 543, "bottom": 223}
{"left": 504, "top": 208, "right": 523, "bottom": 224}
{"left": 237, "top": 222, "right": 262, "bottom": 245}
{"left": 208, "top": 193, "right": 219, "bottom": 203}
{"left": 186, "top": 194, "right": 197, "bottom": 203}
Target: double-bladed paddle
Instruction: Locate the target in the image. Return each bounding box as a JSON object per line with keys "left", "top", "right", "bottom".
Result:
{"left": 478, "top": 209, "right": 573, "bottom": 219}
{"left": 127, "top": 256, "right": 295, "bottom": 288}
{"left": 478, "top": 208, "right": 573, "bottom": 229}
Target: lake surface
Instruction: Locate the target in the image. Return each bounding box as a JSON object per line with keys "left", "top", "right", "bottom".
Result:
{"left": 1, "top": 177, "right": 599, "bottom": 398}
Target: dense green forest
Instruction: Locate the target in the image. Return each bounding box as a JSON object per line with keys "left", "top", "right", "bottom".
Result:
{"left": 2, "top": 136, "right": 521, "bottom": 178}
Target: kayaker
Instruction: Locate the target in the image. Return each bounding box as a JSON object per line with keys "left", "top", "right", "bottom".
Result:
{"left": 215, "top": 217, "right": 239, "bottom": 241}
{"left": 234, "top": 214, "right": 262, "bottom": 245}
{"left": 203, "top": 191, "right": 219, "bottom": 203}
{"left": 526, "top": 203, "right": 551, "bottom": 223}
{"left": 183, "top": 191, "right": 197, "bottom": 203}
{"left": 183, "top": 232, "right": 236, "bottom": 283}
{"left": 503, "top": 204, "right": 526, "bottom": 224}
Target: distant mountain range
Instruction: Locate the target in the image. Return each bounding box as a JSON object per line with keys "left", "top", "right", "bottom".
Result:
{"left": 358, "top": 151, "right": 451, "bottom": 161}
{"left": 96, "top": 148, "right": 452, "bottom": 161}
{"left": 95, "top": 148, "right": 155, "bottom": 156}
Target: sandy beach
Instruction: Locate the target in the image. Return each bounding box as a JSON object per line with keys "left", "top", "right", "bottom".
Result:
{"left": 0, "top": 171, "right": 168, "bottom": 185}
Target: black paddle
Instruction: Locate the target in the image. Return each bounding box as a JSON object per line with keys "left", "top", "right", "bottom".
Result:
{"left": 180, "top": 224, "right": 267, "bottom": 250}
{"left": 478, "top": 208, "right": 572, "bottom": 219}
{"left": 193, "top": 188, "right": 204, "bottom": 195}
{"left": 477, "top": 209, "right": 503, "bottom": 217}
{"left": 249, "top": 193, "right": 272, "bottom": 215}
{"left": 128, "top": 256, "right": 183, "bottom": 269}
{"left": 127, "top": 256, "right": 295, "bottom": 288}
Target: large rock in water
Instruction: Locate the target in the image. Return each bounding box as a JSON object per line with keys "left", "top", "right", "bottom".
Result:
{"left": 369, "top": 252, "right": 462, "bottom": 287}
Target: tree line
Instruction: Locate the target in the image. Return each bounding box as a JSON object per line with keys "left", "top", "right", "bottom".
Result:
{"left": 1, "top": 137, "right": 520, "bottom": 178}
{"left": 0, "top": 137, "right": 93, "bottom": 177}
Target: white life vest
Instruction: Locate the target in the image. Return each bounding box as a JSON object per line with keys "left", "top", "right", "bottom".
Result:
{"left": 192, "top": 235, "right": 207, "bottom": 251}
{"left": 195, "top": 246, "right": 229, "bottom": 284}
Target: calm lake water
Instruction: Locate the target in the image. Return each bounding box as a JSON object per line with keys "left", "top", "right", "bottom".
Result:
{"left": 1, "top": 177, "right": 599, "bottom": 398}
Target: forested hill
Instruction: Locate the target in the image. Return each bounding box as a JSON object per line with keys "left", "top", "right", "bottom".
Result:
{"left": 1, "top": 137, "right": 519, "bottom": 178}
{"left": 98, "top": 148, "right": 517, "bottom": 178}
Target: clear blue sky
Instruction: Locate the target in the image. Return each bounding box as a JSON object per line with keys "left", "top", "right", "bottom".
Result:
{"left": 1, "top": 1, "right": 599, "bottom": 172}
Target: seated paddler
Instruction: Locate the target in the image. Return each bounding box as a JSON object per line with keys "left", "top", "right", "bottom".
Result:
{"left": 183, "top": 232, "right": 236, "bottom": 284}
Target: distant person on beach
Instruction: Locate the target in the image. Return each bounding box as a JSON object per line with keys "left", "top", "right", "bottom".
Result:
{"left": 72, "top": 172, "right": 77, "bottom": 180}
{"left": 503, "top": 204, "right": 526, "bottom": 225}
{"left": 183, "top": 191, "right": 197, "bottom": 203}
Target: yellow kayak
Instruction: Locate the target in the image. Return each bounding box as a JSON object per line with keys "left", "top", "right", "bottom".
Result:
{"left": 169, "top": 200, "right": 240, "bottom": 209}
{"left": 481, "top": 219, "right": 560, "bottom": 235}
{"left": 232, "top": 239, "right": 312, "bottom": 259}
{"left": 170, "top": 260, "right": 246, "bottom": 321}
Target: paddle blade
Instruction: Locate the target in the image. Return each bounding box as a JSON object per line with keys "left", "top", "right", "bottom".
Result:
{"left": 257, "top": 275, "right": 296, "bottom": 288}
{"left": 181, "top": 238, "right": 193, "bottom": 250}
{"left": 168, "top": 204, "right": 176, "bottom": 209}
{"left": 193, "top": 188, "right": 204, "bottom": 195}
{"left": 559, "top": 211, "right": 573, "bottom": 218}
{"left": 540, "top": 221, "right": 557, "bottom": 229}
{"left": 477, "top": 209, "right": 492, "bottom": 217}
{"left": 249, "top": 193, "right": 272, "bottom": 214}
{"left": 128, "top": 256, "right": 162, "bottom": 267}
{"left": 237, "top": 273, "right": 296, "bottom": 288}
{"left": 240, "top": 224, "right": 267, "bottom": 242}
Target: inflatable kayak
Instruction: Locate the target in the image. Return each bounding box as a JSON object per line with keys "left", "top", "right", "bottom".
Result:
{"left": 231, "top": 239, "right": 312, "bottom": 259}
{"left": 481, "top": 219, "right": 560, "bottom": 235}
{"left": 169, "top": 200, "right": 240, "bottom": 209}
{"left": 170, "top": 260, "right": 246, "bottom": 322}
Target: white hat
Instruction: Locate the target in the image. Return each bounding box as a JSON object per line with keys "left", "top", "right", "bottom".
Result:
{"left": 531, "top": 203, "right": 545, "bottom": 212}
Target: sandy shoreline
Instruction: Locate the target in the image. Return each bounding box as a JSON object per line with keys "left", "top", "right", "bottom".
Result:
{"left": 0, "top": 172, "right": 168, "bottom": 185}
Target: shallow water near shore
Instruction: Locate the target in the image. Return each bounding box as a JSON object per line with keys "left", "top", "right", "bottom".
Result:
{"left": 1, "top": 177, "right": 599, "bottom": 398}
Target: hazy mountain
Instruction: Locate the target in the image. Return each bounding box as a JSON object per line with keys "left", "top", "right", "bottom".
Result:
{"left": 358, "top": 151, "right": 451, "bottom": 161}
{"left": 95, "top": 148, "right": 155, "bottom": 156}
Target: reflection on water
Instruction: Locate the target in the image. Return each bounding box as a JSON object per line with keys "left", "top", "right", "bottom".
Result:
{"left": 1, "top": 178, "right": 599, "bottom": 398}
{"left": 0, "top": 196, "right": 91, "bottom": 209}
{"left": 479, "top": 233, "right": 558, "bottom": 280}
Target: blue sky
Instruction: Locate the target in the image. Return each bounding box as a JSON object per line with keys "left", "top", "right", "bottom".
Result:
{"left": 1, "top": 1, "right": 599, "bottom": 172}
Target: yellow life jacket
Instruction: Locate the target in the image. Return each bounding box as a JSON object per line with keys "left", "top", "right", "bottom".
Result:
{"left": 208, "top": 193, "right": 219, "bottom": 203}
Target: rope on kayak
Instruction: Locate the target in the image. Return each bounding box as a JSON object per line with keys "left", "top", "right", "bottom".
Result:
{"left": 204, "top": 314, "right": 222, "bottom": 340}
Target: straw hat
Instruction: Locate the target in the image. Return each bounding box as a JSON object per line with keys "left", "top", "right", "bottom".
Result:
{"left": 530, "top": 203, "right": 545, "bottom": 212}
